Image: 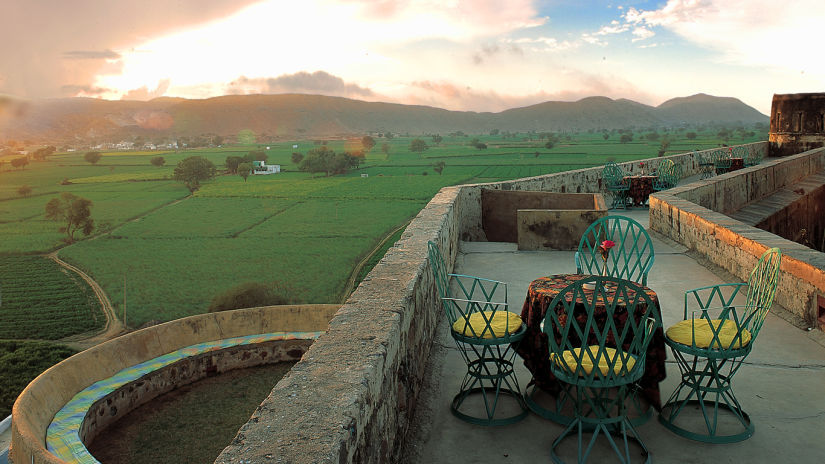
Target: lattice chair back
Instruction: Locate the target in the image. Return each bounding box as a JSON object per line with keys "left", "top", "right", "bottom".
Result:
{"left": 543, "top": 276, "right": 659, "bottom": 387}
{"left": 742, "top": 247, "right": 782, "bottom": 338}
{"left": 428, "top": 240, "right": 450, "bottom": 300}
{"left": 732, "top": 146, "right": 747, "bottom": 158}
{"left": 657, "top": 158, "right": 674, "bottom": 176}
{"left": 576, "top": 215, "right": 655, "bottom": 285}
{"left": 602, "top": 163, "right": 625, "bottom": 188}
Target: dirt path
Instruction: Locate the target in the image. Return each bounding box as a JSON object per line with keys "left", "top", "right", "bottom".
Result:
{"left": 46, "top": 252, "right": 125, "bottom": 349}
{"left": 340, "top": 219, "right": 412, "bottom": 301}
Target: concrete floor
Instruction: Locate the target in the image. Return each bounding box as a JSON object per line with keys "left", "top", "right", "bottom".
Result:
{"left": 404, "top": 207, "right": 825, "bottom": 464}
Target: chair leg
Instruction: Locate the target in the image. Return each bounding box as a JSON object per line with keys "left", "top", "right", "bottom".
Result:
{"left": 658, "top": 349, "right": 753, "bottom": 443}
{"left": 549, "top": 385, "right": 651, "bottom": 463}
{"left": 452, "top": 342, "right": 528, "bottom": 426}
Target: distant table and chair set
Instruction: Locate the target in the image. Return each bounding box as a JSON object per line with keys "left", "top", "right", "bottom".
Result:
{"left": 428, "top": 213, "right": 782, "bottom": 463}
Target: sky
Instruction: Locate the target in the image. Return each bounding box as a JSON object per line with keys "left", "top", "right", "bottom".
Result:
{"left": 1, "top": 0, "right": 824, "bottom": 115}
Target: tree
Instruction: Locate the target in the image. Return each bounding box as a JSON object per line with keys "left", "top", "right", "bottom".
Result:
{"left": 545, "top": 141, "right": 555, "bottom": 149}
{"left": 291, "top": 152, "right": 304, "bottom": 164}
{"left": 361, "top": 135, "right": 376, "bottom": 152}
{"left": 248, "top": 150, "right": 267, "bottom": 162}
{"left": 10, "top": 157, "right": 28, "bottom": 169}
{"left": 84, "top": 151, "right": 102, "bottom": 164}
{"left": 150, "top": 156, "right": 166, "bottom": 167}
{"left": 619, "top": 134, "right": 633, "bottom": 143}
{"left": 31, "top": 146, "right": 56, "bottom": 161}
{"left": 45, "top": 193, "right": 94, "bottom": 243}
{"left": 658, "top": 137, "right": 672, "bottom": 157}
{"left": 299, "top": 146, "right": 337, "bottom": 177}
{"left": 225, "top": 155, "right": 245, "bottom": 174}
{"left": 489, "top": 129, "right": 500, "bottom": 136}
{"left": 603, "top": 133, "right": 610, "bottom": 140}
{"left": 686, "top": 132, "right": 697, "bottom": 140}
{"left": 173, "top": 156, "right": 217, "bottom": 192}
{"left": 17, "top": 185, "right": 32, "bottom": 197}
{"left": 213, "top": 135, "right": 224, "bottom": 146}
{"left": 431, "top": 134, "right": 443, "bottom": 145}
{"left": 409, "top": 139, "right": 428, "bottom": 154}
{"left": 238, "top": 162, "right": 252, "bottom": 182}
{"left": 208, "top": 282, "right": 293, "bottom": 312}
{"left": 432, "top": 161, "right": 445, "bottom": 175}
{"left": 645, "top": 132, "right": 660, "bottom": 141}
{"left": 381, "top": 142, "right": 390, "bottom": 159}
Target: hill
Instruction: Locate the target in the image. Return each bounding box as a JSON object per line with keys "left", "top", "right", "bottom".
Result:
{"left": 0, "top": 93, "right": 768, "bottom": 143}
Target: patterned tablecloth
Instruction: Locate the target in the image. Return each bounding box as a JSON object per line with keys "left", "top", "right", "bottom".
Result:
{"left": 516, "top": 274, "right": 667, "bottom": 409}
{"left": 623, "top": 175, "right": 657, "bottom": 207}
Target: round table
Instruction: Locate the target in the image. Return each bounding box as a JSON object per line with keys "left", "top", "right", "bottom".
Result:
{"left": 623, "top": 175, "right": 657, "bottom": 207}
{"left": 516, "top": 274, "right": 667, "bottom": 423}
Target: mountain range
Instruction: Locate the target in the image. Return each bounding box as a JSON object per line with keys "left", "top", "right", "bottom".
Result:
{"left": 0, "top": 93, "right": 768, "bottom": 143}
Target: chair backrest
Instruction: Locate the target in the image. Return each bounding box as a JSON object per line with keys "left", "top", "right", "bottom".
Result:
{"left": 576, "top": 215, "right": 655, "bottom": 285}
{"left": 428, "top": 241, "right": 450, "bottom": 300}
{"left": 542, "top": 276, "right": 660, "bottom": 384}
{"left": 602, "top": 163, "right": 625, "bottom": 187}
{"left": 743, "top": 247, "right": 782, "bottom": 337}
{"left": 657, "top": 159, "right": 674, "bottom": 175}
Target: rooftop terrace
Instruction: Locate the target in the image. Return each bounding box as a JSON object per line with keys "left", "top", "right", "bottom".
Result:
{"left": 9, "top": 142, "right": 825, "bottom": 464}
{"left": 403, "top": 207, "right": 825, "bottom": 463}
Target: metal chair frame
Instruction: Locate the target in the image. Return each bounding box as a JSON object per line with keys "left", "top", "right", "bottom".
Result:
{"left": 428, "top": 241, "right": 528, "bottom": 426}
{"left": 603, "top": 163, "right": 629, "bottom": 210}
{"left": 542, "top": 276, "right": 660, "bottom": 463}
{"left": 574, "top": 216, "right": 655, "bottom": 286}
{"left": 658, "top": 248, "right": 782, "bottom": 443}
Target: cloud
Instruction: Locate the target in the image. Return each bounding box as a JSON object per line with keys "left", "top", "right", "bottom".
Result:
{"left": 508, "top": 36, "right": 577, "bottom": 52}
{"left": 631, "top": 27, "right": 655, "bottom": 42}
{"left": 403, "top": 73, "right": 655, "bottom": 112}
{"left": 623, "top": 0, "right": 825, "bottom": 73}
{"left": 0, "top": 0, "right": 261, "bottom": 99}
{"left": 226, "top": 71, "right": 374, "bottom": 98}
{"left": 62, "top": 49, "right": 121, "bottom": 60}
{"left": 60, "top": 84, "right": 112, "bottom": 96}
{"left": 122, "top": 79, "right": 171, "bottom": 101}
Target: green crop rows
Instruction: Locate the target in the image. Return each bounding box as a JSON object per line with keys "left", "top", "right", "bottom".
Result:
{"left": 0, "top": 256, "right": 103, "bottom": 339}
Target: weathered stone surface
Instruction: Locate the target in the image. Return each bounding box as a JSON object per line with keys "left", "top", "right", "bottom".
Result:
{"left": 651, "top": 145, "right": 825, "bottom": 325}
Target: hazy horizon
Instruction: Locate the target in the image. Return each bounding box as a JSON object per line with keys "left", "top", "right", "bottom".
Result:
{"left": 3, "top": 0, "right": 824, "bottom": 115}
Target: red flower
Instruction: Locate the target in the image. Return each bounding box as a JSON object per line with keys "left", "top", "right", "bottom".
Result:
{"left": 598, "top": 240, "right": 615, "bottom": 261}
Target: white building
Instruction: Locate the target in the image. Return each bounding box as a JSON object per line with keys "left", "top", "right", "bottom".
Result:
{"left": 252, "top": 160, "right": 281, "bottom": 175}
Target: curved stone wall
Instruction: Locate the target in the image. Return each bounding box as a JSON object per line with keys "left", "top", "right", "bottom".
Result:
{"left": 10, "top": 304, "right": 339, "bottom": 464}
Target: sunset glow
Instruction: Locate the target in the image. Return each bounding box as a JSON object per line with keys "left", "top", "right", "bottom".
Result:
{"left": 3, "top": 0, "right": 825, "bottom": 114}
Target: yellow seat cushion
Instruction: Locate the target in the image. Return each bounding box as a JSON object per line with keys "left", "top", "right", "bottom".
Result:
{"left": 550, "top": 346, "right": 637, "bottom": 376}
{"left": 666, "top": 319, "right": 752, "bottom": 349}
{"left": 452, "top": 311, "right": 523, "bottom": 339}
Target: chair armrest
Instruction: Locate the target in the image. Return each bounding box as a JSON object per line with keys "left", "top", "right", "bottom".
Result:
{"left": 448, "top": 273, "right": 508, "bottom": 303}
{"left": 683, "top": 283, "right": 747, "bottom": 319}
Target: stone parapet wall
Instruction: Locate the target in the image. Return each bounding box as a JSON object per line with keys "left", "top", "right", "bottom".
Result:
{"left": 9, "top": 305, "right": 339, "bottom": 464}
{"left": 650, "top": 145, "right": 825, "bottom": 325}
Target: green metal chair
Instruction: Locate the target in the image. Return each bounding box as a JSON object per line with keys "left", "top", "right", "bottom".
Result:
{"left": 428, "top": 241, "right": 528, "bottom": 425}
{"left": 697, "top": 150, "right": 715, "bottom": 179}
{"left": 713, "top": 149, "right": 732, "bottom": 174}
{"left": 543, "top": 276, "right": 660, "bottom": 463}
{"left": 575, "top": 215, "right": 655, "bottom": 286}
{"left": 653, "top": 160, "right": 680, "bottom": 192}
{"left": 744, "top": 145, "right": 762, "bottom": 167}
{"left": 603, "top": 163, "right": 629, "bottom": 210}
{"left": 658, "top": 247, "right": 782, "bottom": 443}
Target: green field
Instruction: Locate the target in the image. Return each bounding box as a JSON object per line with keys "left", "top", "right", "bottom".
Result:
{"left": 0, "top": 256, "right": 103, "bottom": 339}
